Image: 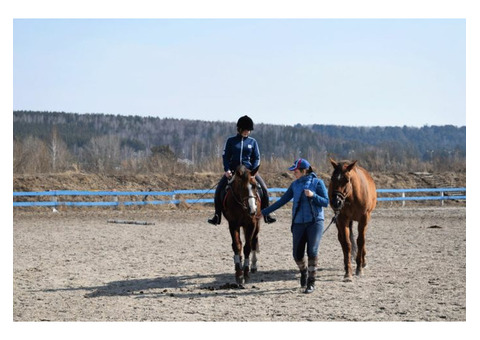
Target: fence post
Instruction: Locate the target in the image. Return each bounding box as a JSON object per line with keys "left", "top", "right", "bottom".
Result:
{"left": 113, "top": 190, "right": 118, "bottom": 209}
{"left": 53, "top": 192, "right": 58, "bottom": 211}
{"left": 402, "top": 192, "right": 405, "bottom": 207}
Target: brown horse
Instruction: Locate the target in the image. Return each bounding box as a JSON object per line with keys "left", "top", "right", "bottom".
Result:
{"left": 328, "top": 159, "right": 377, "bottom": 281}
{"left": 222, "top": 164, "right": 261, "bottom": 285}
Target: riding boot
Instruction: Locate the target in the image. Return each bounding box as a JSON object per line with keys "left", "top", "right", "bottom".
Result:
{"left": 304, "top": 256, "right": 318, "bottom": 294}
{"left": 300, "top": 270, "right": 307, "bottom": 288}
{"left": 296, "top": 257, "right": 307, "bottom": 287}
{"left": 207, "top": 213, "right": 221, "bottom": 225}
{"left": 304, "top": 277, "right": 315, "bottom": 294}
{"left": 255, "top": 175, "right": 276, "bottom": 224}
{"left": 208, "top": 179, "right": 224, "bottom": 225}
{"left": 260, "top": 185, "right": 276, "bottom": 223}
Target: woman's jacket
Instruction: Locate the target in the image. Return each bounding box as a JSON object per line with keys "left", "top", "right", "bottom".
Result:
{"left": 261, "top": 173, "right": 329, "bottom": 224}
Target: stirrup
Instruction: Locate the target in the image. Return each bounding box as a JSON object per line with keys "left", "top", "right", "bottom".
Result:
{"left": 207, "top": 214, "right": 221, "bottom": 225}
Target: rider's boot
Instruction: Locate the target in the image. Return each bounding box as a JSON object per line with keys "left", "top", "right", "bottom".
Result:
{"left": 208, "top": 182, "right": 223, "bottom": 225}
{"left": 260, "top": 187, "right": 276, "bottom": 224}
{"left": 208, "top": 213, "right": 221, "bottom": 225}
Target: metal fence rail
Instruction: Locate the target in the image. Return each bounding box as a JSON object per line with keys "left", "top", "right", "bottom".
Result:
{"left": 13, "top": 187, "right": 466, "bottom": 208}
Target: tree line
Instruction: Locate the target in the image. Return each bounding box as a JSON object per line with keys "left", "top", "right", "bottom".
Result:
{"left": 13, "top": 110, "right": 466, "bottom": 174}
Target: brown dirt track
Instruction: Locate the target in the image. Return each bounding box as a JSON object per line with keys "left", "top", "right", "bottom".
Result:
{"left": 13, "top": 205, "right": 466, "bottom": 322}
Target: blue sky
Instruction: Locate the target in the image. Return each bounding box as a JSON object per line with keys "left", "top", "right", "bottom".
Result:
{"left": 13, "top": 18, "right": 466, "bottom": 127}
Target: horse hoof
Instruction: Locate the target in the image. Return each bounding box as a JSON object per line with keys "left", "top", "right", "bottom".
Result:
{"left": 251, "top": 267, "right": 257, "bottom": 273}
{"left": 343, "top": 275, "right": 353, "bottom": 282}
{"left": 356, "top": 269, "right": 364, "bottom": 277}
{"left": 236, "top": 276, "right": 244, "bottom": 285}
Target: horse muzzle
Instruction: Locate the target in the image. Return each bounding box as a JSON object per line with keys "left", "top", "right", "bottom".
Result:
{"left": 331, "top": 191, "right": 346, "bottom": 211}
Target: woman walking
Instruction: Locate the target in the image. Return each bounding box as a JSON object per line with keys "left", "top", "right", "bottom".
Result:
{"left": 257, "top": 158, "right": 329, "bottom": 293}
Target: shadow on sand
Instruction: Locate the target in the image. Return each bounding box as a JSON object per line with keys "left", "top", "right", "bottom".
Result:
{"left": 41, "top": 267, "right": 339, "bottom": 299}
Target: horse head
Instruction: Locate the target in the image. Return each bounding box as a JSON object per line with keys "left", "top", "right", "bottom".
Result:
{"left": 232, "top": 165, "right": 259, "bottom": 215}
{"left": 328, "top": 158, "right": 357, "bottom": 212}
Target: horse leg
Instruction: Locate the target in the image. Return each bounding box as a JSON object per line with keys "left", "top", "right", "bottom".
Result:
{"left": 229, "top": 224, "right": 244, "bottom": 284}
{"left": 349, "top": 221, "right": 357, "bottom": 264}
{"left": 251, "top": 250, "right": 258, "bottom": 273}
{"left": 336, "top": 217, "right": 353, "bottom": 281}
{"left": 356, "top": 214, "right": 369, "bottom": 276}
{"left": 242, "top": 226, "right": 255, "bottom": 283}
{"left": 250, "top": 224, "right": 260, "bottom": 273}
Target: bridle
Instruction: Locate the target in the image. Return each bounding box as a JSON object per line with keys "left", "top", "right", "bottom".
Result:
{"left": 229, "top": 174, "right": 259, "bottom": 215}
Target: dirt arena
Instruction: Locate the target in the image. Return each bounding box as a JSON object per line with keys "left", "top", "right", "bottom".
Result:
{"left": 13, "top": 204, "right": 466, "bottom": 322}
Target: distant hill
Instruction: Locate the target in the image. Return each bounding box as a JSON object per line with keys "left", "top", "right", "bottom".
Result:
{"left": 13, "top": 110, "right": 465, "bottom": 173}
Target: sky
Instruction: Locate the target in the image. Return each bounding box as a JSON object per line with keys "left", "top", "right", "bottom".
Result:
{"left": 12, "top": 17, "right": 466, "bottom": 127}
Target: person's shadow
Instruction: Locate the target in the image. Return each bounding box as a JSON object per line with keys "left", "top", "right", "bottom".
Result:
{"left": 41, "top": 268, "right": 301, "bottom": 299}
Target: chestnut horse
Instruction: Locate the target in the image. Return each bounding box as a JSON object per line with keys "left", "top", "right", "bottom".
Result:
{"left": 328, "top": 159, "right": 377, "bottom": 281}
{"left": 223, "top": 164, "right": 261, "bottom": 285}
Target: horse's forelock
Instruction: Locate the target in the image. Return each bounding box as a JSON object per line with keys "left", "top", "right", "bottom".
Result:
{"left": 234, "top": 166, "right": 250, "bottom": 184}
{"left": 331, "top": 162, "right": 353, "bottom": 186}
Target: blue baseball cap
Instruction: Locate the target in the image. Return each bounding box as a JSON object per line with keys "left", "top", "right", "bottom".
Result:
{"left": 288, "top": 158, "right": 311, "bottom": 171}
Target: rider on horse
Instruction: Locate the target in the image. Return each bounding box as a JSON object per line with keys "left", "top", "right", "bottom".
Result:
{"left": 208, "top": 115, "right": 276, "bottom": 225}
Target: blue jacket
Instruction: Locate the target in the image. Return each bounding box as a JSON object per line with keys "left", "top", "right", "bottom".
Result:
{"left": 223, "top": 134, "right": 260, "bottom": 172}
{"left": 261, "top": 173, "right": 329, "bottom": 224}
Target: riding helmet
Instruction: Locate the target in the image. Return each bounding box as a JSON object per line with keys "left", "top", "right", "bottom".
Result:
{"left": 237, "top": 115, "right": 254, "bottom": 131}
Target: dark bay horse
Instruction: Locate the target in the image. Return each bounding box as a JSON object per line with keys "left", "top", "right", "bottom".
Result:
{"left": 222, "top": 164, "right": 261, "bottom": 285}
{"left": 328, "top": 159, "right": 377, "bottom": 281}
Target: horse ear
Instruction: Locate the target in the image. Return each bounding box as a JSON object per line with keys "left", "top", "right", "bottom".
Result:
{"left": 346, "top": 160, "right": 357, "bottom": 172}
{"left": 250, "top": 165, "right": 260, "bottom": 177}
{"left": 330, "top": 158, "right": 338, "bottom": 168}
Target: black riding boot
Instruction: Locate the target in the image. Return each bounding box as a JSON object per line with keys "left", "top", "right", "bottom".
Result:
{"left": 305, "top": 277, "right": 315, "bottom": 294}
{"left": 208, "top": 213, "right": 221, "bottom": 225}
{"left": 304, "top": 256, "right": 318, "bottom": 294}
{"left": 208, "top": 176, "right": 227, "bottom": 225}
{"left": 207, "top": 194, "right": 222, "bottom": 225}
{"left": 256, "top": 175, "right": 276, "bottom": 224}
{"left": 296, "top": 257, "right": 307, "bottom": 287}
{"left": 262, "top": 195, "right": 276, "bottom": 224}
{"left": 300, "top": 270, "right": 308, "bottom": 288}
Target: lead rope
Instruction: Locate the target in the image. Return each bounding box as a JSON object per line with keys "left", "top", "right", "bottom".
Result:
{"left": 323, "top": 210, "right": 339, "bottom": 235}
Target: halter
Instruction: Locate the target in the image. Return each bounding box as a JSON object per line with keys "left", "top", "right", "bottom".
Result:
{"left": 331, "top": 179, "right": 353, "bottom": 213}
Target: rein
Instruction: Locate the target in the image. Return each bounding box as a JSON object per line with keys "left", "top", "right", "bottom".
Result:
{"left": 185, "top": 180, "right": 219, "bottom": 211}
{"left": 228, "top": 173, "right": 259, "bottom": 213}
{"left": 230, "top": 188, "right": 249, "bottom": 210}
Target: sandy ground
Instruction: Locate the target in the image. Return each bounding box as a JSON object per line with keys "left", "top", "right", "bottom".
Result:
{"left": 13, "top": 207, "right": 466, "bottom": 321}
{"left": 12, "top": 204, "right": 467, "bottom": 323}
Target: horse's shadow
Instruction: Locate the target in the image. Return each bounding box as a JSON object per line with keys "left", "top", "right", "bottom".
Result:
{"left": 43, "top": 268, "right": 338, "bottom": 299}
